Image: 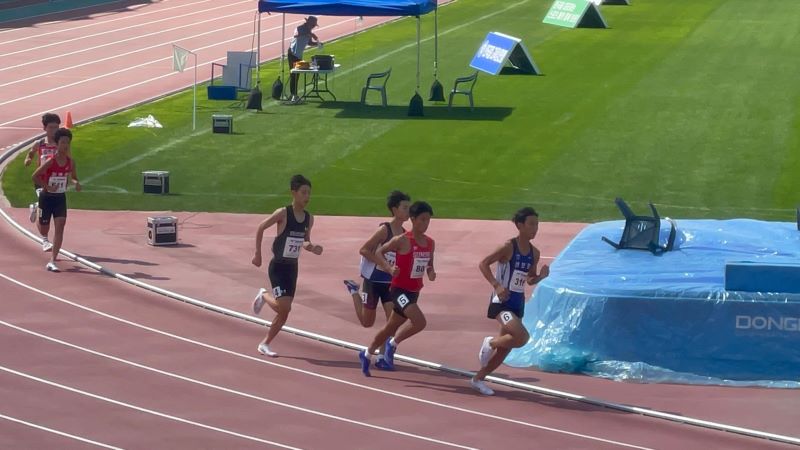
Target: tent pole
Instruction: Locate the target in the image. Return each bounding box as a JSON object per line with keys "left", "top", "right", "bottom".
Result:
{"left": 433, "top": 6, "right": 438, "bottom": 80}
{"left": 281, "top": 13, "right": 286, "bottom": 83}
{"left": 416, "top": 16, "right": 420, "bottom": 91}
{"left": 257, "top": 12, "right": 261, "bottom": 86}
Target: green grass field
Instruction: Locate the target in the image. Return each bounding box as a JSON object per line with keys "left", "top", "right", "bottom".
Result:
{"left": 4, "top": 0, "right": 800, "bottom": 222}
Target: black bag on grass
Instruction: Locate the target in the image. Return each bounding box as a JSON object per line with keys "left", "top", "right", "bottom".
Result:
{"left": 271, "top": 77, "right": 283, "bottom": 100}
{"left": 408, "top": 92, "right": 424, "bottom": 117}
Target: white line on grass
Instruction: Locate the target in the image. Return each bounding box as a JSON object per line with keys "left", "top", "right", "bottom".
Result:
{"left": 0, "top": 272, "right": 656, "bottom": 450}
{"left": 0, "top": 413, "right": 123, "bottom": 449}
{"left": 0, "top": 319, "right": 478, "bottom": 450}
{"left": 0, "top": 365, "right": 302, "bottom": 449}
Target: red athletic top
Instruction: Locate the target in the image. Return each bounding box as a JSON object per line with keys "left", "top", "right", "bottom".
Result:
{"left": 42, "top": 156, "right": 73, "bottom": 194}
{"left": 37, "top": 139, "right": 58, "bottom": 166}
{"left": 390, "top": 231, "right": 434, "bottom": 292}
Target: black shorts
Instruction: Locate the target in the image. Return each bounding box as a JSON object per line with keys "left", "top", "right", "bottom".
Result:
{"left": 38, "top": 193, "right": 67, "bottom": 226}
{"left": 390, "top": 287, "right": 420, "bottom": 318}
{"left": 487, "top": 303, "right": 524, "bottom": 322}
{"left": 361, "top": 279, "right": 392, "bottom": 310}
{"left": 268, "top": 260, "right": 298, "bottom": 299}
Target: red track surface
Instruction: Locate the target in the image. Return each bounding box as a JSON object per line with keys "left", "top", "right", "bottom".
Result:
{"left": 1, "top": 2, "right": 798, "bottom": 449}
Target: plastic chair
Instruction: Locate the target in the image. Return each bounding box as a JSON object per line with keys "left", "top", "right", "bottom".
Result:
{"left": 602, "top": 198, "right": 677, "bottom": 255}
{"left": 360, "top": 68, "right": 391, "bottom": 107}
{"left": 448, "top": 71, "right": 478, "bottom": 109}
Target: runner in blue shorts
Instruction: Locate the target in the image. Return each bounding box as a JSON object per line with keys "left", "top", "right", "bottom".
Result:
{"left": 470, "top": 207, "right": 549, "bottom": 396}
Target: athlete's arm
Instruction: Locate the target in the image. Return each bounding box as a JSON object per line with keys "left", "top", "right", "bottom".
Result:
{"left": 252, "top": 208, "right": 286, "bottom": 267}
{"left": 375, "top": 234, "right": 406, "bottom": 275}
{"left": 358, "top": 225, "right": 389, "bottom": 265}
{"left": 31, "top": 158, "right": 53, "bottom": 191}
{"left": 478, "top": 241, "right": 513, "bottom": 301}
{"left": 427, "top": 240, "right": 436, "bottom": 281}
{"left": 24, "top": 142, "right": 39, "bottom": 167}
{"left": 303, "top": 215, "right": 323, "bottom": 255}
{"left": 70, "top": 162, "right": 81, "bottom": 192}
{"left": 527, "top": 245, "right": 549, "bottom": 285}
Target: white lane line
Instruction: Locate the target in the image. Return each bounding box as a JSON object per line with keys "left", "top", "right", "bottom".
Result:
{"left": 0, "top": 413, "right": 123, "bottom": 449}
{"left": 0, "top": 365, "right": 302, "bottom": 450}
{"left": 0, "top": 2, "right": 253, "bottom": 67}
{"left": 0, "top": 272, "right": 654, "bottom": 450}
{"left": 0, "top": 319, "right": 478, "bottom": 450}
{"left": 0, "top": 13, "right": 292, "bottom": 91}
{"left": 0, "top": 0, "right": 212, "bottom": 44}
{"left": 0, "top": 16, "right": 349, "bottom": 128}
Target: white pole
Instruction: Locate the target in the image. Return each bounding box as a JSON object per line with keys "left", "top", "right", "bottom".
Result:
{"left": 281, "top": 13, "right": 286, "bottom": 83}
{"left": 193, "top": 52, "right": 197, "bottom": 131}
{"left": 416, "top": 17, "right": 421, "bottom": 92}
{"left": 257, "top": 12, "right": 261, "bottom": 86}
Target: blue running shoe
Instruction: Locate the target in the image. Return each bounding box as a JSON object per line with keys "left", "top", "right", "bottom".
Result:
{"left": 375, "top": 356, "right": 394, "bottom": 371}
{"left": 343, "top": 279, "right": 360, "bottom": 296}
{"left": 383, "top": 338, "right": 397, "bottom": 369}
{"left": 358, "top": 350, "right": 371, "bottom": 377}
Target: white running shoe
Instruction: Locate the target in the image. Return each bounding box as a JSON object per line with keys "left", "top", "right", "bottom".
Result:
{"left": 479, "top": 336, "right": 494, "bottom": 368}
{"left": 470, "top": 378, "right": 495, "bottom": 396}
{"left": 29, "top": 203, "right": 37, "bottom": 223}
{"left": 253, "top": 288, "right": 266, "bottom": 315}
{"left": 42, "top": 240, "right": 53, "bottom": 252}
{"left": 45, "top": 262, "right": 60, "bottom": 272}
{"left": 257, "top": 342, "right": 277, "bottom": 357}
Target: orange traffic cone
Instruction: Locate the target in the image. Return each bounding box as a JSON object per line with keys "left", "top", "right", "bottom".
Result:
{"left": 65, "top": 111, "right": 73, "bottom": 129}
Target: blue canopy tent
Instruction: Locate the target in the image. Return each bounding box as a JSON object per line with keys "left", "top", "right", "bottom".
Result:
{"left": 257, "top": 0, "right": 438, "bottom": 110}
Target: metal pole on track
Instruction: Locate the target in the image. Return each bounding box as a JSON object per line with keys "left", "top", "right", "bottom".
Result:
{"left": 281, "top": 13, "right": 286, "bottom": 84}
{"left": 257, "top": 12, "right": 262, "bottom": 86}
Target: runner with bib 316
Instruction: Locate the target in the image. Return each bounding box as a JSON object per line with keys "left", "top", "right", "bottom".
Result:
{"left": 470, "top": 207, "right": 550, "bottom": 396}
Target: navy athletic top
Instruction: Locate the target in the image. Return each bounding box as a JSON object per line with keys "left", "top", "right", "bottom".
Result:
{"left": 491, "top": 238, "right": 534, "bottom": 312}
{"left": 359, "top": 222, "right": 397, "bottom": 283}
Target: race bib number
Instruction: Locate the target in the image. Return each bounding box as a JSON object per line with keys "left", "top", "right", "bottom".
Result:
{"left": 411, "top": 257, "right": 429, "bottom": 279}
{"left": 385, "top": 251, "right": 396, "bottom": 267}
{"left": 273, "top": 286, "right": 285, "bottom": 298}
{"left": 282, "top": 237, "right": 304, "bottom": 258}
{"left": 396, "top": 293, "right": 410, "bottom": 309}
{"left": 499, "top": 311, "right": 515, "bottom": 325}
{"left": 509, "top": 269, "right": 527, "bottom": 293}
{"left": 48, "top": 176, "right": 68, "bottom": 193}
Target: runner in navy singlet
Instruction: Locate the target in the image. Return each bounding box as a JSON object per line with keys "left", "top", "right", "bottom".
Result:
{"left": 470, "top": 207, "right": 549, "bottom": 396}
{"left": 343, "top": 190, "right": 410, "bottom": 328}
{"left": 251, "top": 175, "right": 323, "bottom": 357}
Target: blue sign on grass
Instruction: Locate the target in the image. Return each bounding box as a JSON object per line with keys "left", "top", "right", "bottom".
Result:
{"left": 470, "top": 32, "right": 540, "bottom": 76}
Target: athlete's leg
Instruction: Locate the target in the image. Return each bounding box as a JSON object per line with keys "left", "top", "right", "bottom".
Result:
{"left": 367, "top": 311, "right": 405, "bottom": 355}
{"left": 393, "top": 303, "right": 427, "bottom": 345}
{"left": 488, "top": 313, "right": 529, "bottom": 350}
{"left": 264, "top": 296, "right": 292, "bottom": 345}
{"left": 50, "top": 217, "right": 66, "bottom": 263}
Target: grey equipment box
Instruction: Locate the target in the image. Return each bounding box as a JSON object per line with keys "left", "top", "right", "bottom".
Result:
{"left": 212, "top": 114, "right": 233, "bottom": 134}
{"left": 142, "top": 171, "right": 169, "bottom": 194}
{"left": 147, "top": 216, "right": 178, "bottom": 246}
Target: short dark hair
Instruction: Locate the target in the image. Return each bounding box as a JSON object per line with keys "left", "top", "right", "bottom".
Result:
{"left": 54, "top": 128, "right": 72, "bottom": 144}
{"left": 513, "top": 207, "right": 538, "bottom": 224}
{"left": 290, "top": 174, "right": 311, "bottom": 191}
{"left": 42, "top": 113, "right": 61, "bottom": 127}
{"left": 410, "top": 201, "right": 433, "bottom": 218}
{"left": 386, "top": 190, "right": 410, "bottom": 212}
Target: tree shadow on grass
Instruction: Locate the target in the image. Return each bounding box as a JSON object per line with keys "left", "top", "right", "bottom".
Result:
{"left": 316, "top": 101, "right": 513, "bottom": 121}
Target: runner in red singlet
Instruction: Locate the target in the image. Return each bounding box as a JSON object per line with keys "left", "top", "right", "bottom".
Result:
{"left": 23, "top": 113, "right": 61, "bottom": 249}
{"left": 358, "top": 201, "right": 435, "bottom": 376}
{"left": 31, "top": 128, "right": 81, "bottom": 272}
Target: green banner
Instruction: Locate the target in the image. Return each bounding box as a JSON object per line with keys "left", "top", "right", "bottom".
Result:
{"left": 543, "top": 0, "right": 608, "bottom": 29}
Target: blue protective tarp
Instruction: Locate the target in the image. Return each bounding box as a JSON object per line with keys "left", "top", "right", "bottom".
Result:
{"left": 505, "top": 219, "right": 800, "bottom": 388}
{"left": 258, "top": 0, "right": 436, "bottom": 16}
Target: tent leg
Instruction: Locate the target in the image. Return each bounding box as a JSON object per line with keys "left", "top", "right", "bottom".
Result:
{"left": 257, "top": 12, "right": 261, "bottom": 86}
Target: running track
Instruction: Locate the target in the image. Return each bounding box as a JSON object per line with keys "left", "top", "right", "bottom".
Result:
{"left": 0, "top": 1, "right": 798, "bottom": 448}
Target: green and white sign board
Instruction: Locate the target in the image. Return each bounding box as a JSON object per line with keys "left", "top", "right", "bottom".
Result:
{"left": 543, "top": 0, "right": 608, "bottom": 29}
